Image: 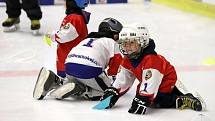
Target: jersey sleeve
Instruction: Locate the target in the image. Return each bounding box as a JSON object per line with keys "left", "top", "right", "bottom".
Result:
{"left": 137, "top": 55, "right": 165, "bottom": 100}
{"left": 55, "top": 22, "right": 79, "bottom": 43}
{"left": 107, "top": 53, "right": 122, "bottom": 76}
{"left": 106, "top": 40, "right": 122, "bottom": 76}
{"left": 113, "top": 65, "right": 136, "bottom": 95}
{"left": 52, "top": 15, "right": 86, "bottom": 43}
{"left": 138, "top": 68, "right": 163, "bottom": 99}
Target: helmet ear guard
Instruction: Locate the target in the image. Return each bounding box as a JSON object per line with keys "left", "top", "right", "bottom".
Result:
{"left": 126, "top": 23, "right": 150, "bottom": 48}
{"left": 138, "top": 26, "right": 149, "bottom": 48}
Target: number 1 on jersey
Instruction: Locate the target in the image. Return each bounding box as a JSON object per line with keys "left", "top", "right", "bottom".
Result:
{"left": 83, "top": 38, "right": 94, "bottom": 47}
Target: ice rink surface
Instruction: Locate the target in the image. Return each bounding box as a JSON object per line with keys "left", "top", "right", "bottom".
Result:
{"left": 0, "top": 2, "right": 215, "bottom": 121}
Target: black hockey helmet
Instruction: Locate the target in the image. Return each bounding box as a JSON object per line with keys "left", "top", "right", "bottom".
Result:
{"left": 98, "top": 18, "right": 123, "bottom": 33}
{"left": 87, "top": 18, "right": 122, "bottom": 40}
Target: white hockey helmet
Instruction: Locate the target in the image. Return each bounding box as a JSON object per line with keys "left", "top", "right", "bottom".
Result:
{"left": 131, "top": 23, "right": 150, "bottom": 48}
{"left": 118, "top": 27, "right": 146, "bottom": 59}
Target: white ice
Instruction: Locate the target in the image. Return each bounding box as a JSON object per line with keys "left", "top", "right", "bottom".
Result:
{"left": 0, "top": 2, "right": 215, "bottom": 121}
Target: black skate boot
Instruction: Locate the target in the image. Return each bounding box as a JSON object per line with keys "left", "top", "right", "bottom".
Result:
{"left": 33, "top": 67, "right": 63, "bottom": 100}
{"left": 2, "top": 17, "right": 20, "bottom": 32}
{"left": 176, "top": 93, "right": 202, "bottom": 111}
{"left": 31, "top": 20, "right": 40, "bottom": 35}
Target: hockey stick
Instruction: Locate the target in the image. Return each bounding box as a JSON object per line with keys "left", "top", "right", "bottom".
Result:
{"left": 93, "top": 95, "right": 113, "bottom": 110}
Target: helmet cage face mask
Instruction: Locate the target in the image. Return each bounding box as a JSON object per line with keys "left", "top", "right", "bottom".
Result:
{"left": 119, "top": 37, "right": 142, "bottom": 56}
{"left": 118, "top": 36, "right": 149, "bottom": 59}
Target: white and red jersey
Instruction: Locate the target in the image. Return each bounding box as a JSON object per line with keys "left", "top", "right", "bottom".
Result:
{"left": 51, "top": 14, "right": 88, "bottom": 44}
{"left": 113, "top": 40, "right": 177, "bottom": 101}
{"left": 50, "top": 14, "right": 88, "bottom": 77}
{"left": 66, "top": 37, "right": 122, "bottom": 76}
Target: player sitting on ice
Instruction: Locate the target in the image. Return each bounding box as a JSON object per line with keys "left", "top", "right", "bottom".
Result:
{"left": 100, "top": 25, "right": 205, "bottom": 114}
{"left": 33, "top": 18, "right": 123, "bottom": 101}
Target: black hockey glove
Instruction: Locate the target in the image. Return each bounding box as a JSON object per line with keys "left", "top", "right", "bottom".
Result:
{"left": 128, "top": 94, "right": 150, "bottom": 115}
{"left": 101, "top": 87, "right": 120, "bottom": 109}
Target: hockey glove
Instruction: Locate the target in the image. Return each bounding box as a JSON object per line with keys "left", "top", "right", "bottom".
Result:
{"left": 101, "top": 87, "right": 120, "bottom": 109}
{"left": 128, "top": 94, "right": 150, "bottom": 115}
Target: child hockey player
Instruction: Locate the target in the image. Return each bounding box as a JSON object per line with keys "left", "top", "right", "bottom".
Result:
{"left": 100, "top": 25, "right": 205, "bottom": 114}
{"left": 33, "top": 18, "right": 123, "bottom": 101}
{"left": 2, "top": 0, "right": 42, "bottom": 35}
{"left": 45, "top": 0, "right": 91, "bottom": 78}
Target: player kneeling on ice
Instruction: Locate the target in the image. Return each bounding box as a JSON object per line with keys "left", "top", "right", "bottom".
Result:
{"left": 45, "top": 0, "right": 91, "bottom": 78}
{"left": 99, "top": 25, "right": 205, "bottom": 114}
{"left": 33, "top": 18, "right": 123, "bottom": 101}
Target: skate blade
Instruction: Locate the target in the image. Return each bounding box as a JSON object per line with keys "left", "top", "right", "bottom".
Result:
{"left": 3, "top": 24, "right": 19, "bottom": 32}
{"left": 194, "top": 92, "right": 207, "bottom": 111}
{"left": 33, "top": 67, "right": 50, "bottom": 99}
{"left": 32, "top": 29, "right": 40, "bottom": 36}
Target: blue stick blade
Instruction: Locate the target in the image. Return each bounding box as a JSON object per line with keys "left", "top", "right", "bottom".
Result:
{"left": 93, "top": 95, "right": 113, "bottom": 110}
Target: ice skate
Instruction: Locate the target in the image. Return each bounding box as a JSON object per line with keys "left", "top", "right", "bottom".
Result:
{"left": 31, "top": 20, "right": 40, "bottom": 35}
{"left": 176, "top": 93, "right": 202, "bottom": 111}
{"left": 194, "top": 92, "right": 207, "bottom": 111}
{"left": 50, "top": 82, "right": 76, "bottom": 99}
{"left": 50, "top": 81, "right": 86, "bottom": 99}
{"left": 33, "top": 67, "right": 63, "bottom": 100}
{"left": 2, "top": 17, "right": 20, "bottom": 32}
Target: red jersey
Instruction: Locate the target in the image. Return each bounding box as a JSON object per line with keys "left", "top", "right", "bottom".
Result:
{"left": 113, "top": 40, "right": 177, "bottom": 101}
{"left": 52, "top": 14, "right": 88, "bottom": 77}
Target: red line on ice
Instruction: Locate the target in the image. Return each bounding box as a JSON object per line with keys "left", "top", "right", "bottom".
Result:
{"left": 0, "top": 70, "right": 39, "bottom": 78}
{"left": 0, "top": 65, "right": 215, "bottom": 78}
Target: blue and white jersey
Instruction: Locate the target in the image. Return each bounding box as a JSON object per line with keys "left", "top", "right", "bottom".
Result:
{"left": 66, "top": 37, "right": 120, "bottom": 70}
{"left": 64, "top": 37, "right": 122, "bottom": 95}
{"left": 65, "top": 37, "right": 121, "bottom": 79}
